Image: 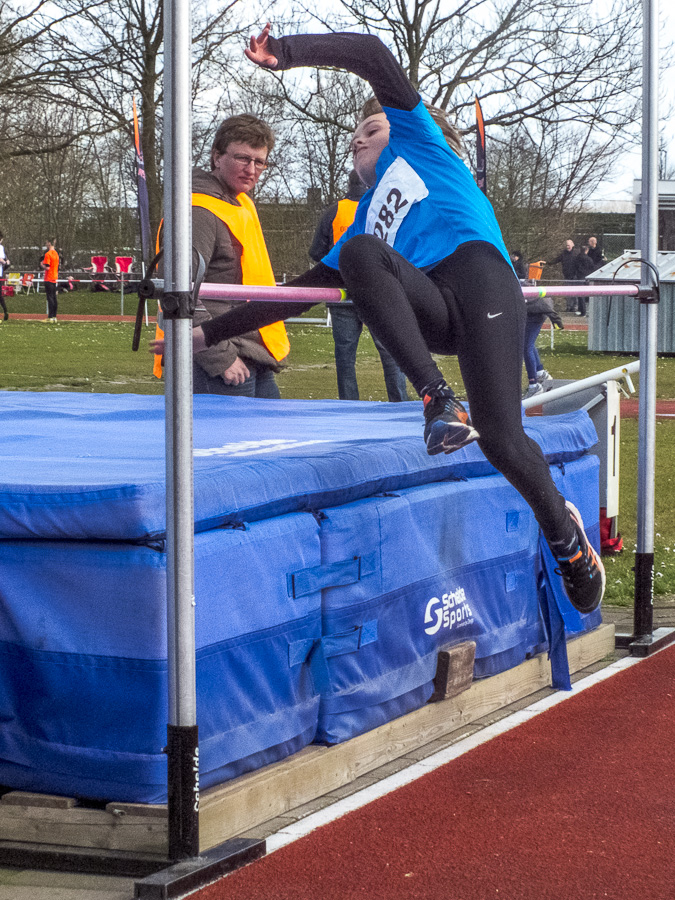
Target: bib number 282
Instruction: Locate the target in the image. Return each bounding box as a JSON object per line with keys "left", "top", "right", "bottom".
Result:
{"left": 373, "top": 188, "right": 408, "bottom": 243}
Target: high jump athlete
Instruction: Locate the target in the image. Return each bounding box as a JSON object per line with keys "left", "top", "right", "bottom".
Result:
{"left": 152, "top": 25, "right": 605, "bottom": 615}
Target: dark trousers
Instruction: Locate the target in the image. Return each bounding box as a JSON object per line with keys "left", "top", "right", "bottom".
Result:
{"left": 330, "top": 303, "right": 408, "bottom": 401}
{"left": 337, "top": 236, "right": 574, "bottom": 550}
{"left": 564, "top": 279, "right": 581, "bottom": 313}
{"left": 524, "top": 315, "right": 545, "bottom": 381}
{"left": 45, "top": 281, "right": 58, "bottom": 319}
{"left": 193, "top": 360, "right": 280, "bottom": 398}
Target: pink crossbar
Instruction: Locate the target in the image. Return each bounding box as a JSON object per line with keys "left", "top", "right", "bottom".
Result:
{"left": 522, "top": 284, "right": 640, "bottom": 299}
{"left": 198, "top": 283, "right": 347, "bottom": 303}
{"left": 195, "top": 281, "right": 640, "bottom": 304}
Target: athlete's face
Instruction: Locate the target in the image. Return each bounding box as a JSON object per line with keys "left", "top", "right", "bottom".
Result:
{"left": 212, "top": 141, "right": 268, "bottom": 196}
{"left": 351, "top": 114, "right": 390, "bottom": 187}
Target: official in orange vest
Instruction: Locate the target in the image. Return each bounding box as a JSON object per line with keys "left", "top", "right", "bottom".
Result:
{"left": 41, "top": 239, "right": 60, "bottom": 324}
{"left": 309, "top": 170, "right": 408, "bottom": 402}
{"left": 186, "top": 114, "right": 288, "bottom": 396}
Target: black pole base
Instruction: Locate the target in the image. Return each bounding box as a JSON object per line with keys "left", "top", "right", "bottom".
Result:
{"left": 134, "top": 837, "right": 265, "bottom": 899}
{"left": 616, "top": 626, "right": 675, "bottom": 658}
{"left": 633, "top": 552, "right": 655, "bottom": 637}
{"left": 167, "top": 723, "right": 200, "bottom": 861}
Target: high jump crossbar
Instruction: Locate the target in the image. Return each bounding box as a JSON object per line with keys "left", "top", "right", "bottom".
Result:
{"left": 142, "top": 279, "right": 644, "bottom": 305}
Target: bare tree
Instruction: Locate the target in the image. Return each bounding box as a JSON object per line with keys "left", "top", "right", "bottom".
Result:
{"left": 0, "top": 0, "right": 104, "bottom": 159}
{"left": 241, "top": 0, "right": 645, "bottom": 237}
{"left": 488, "top": 118, "right": 623, "bottom": 258}
{"left": 34, "top": 0, "right": 246, "bottom": 235}
{"left": 317, "top": 0, "right": 642, "bottom": 135}
{"left": 0, "top": 0, "right": 651, "bottom": 264}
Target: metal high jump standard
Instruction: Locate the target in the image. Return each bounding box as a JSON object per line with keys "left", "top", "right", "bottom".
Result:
{"left": 137, "top": 0, "right": 672, "bottom": 893}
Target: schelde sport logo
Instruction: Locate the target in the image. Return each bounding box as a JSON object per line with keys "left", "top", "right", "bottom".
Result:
{"left": 424, "top": 587, "right": 473, "bottom": 635}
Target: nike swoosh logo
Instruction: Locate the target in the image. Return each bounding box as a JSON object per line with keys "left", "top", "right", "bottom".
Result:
{"left": 487, "top": 312, "right": 503, "bottom": 319}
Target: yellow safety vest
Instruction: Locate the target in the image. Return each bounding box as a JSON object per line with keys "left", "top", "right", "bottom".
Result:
{"left": 191, "top": 192, "right": 289, "bottom": 361}
{"left": 152, "top": 192, "right": 289, "bottom": 378}
{"left": 331, "top": 198, "right": 359, "bottom": 246}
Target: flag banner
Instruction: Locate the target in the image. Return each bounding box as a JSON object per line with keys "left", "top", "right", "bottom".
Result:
{"left": 133, "top": 98, "right": 152, "bottom": 265}
{"left": 475, "top": 97, "right": 487, "bottom": 196}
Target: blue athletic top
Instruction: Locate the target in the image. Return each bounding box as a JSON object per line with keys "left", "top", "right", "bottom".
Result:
{"left": 323, "top": 100, "right": 511, "bottom": 272}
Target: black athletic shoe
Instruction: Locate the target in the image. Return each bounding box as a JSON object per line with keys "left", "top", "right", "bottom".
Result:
{"left": 554, "top": 502, "right": 606, "bottom": 614}
{"left": 423, "top": 387, "right": 480, "bottom": 456}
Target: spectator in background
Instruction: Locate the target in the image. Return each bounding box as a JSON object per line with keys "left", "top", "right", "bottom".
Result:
{"left": 548, "top": 239, "right": 578, "bottom": 313}
{"left": 523, "top": 294, "right": 564, "bottom": 398}
{"left": 574, "top": 243, "right": 596, "bottom": 316}
{"left": 587, "top": 235, "right": 606, "bottom": 271}
{"left": 0, "top": 232, "right": 9, "bottom": 322}
{"left": 310, "top": 169, "right": 408, "bottom": 401}
{"left": 510, "top": 249, "right": 528, "bottom": 281}
{"left": 188, "top": 114, "right": 288, "bottom": 396}
{"left": 41, "top": 239, "right": 59, "bottom": 323}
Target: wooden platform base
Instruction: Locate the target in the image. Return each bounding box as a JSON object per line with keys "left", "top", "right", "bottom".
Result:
{"left": 0, "top": 624, "right": 614, "bottom": 863}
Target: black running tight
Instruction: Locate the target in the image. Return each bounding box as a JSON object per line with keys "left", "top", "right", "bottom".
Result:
{"left": 338, "top": 236, "right": 575, "bottom": 549}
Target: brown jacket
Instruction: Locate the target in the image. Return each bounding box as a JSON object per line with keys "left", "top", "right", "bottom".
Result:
{"left": 191, "top": 167, "right": 282, "bottom": 378}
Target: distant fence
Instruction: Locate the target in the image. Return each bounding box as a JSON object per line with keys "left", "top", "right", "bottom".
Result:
{"left": 602, "top": 233, "right": 635, "bottom": 259}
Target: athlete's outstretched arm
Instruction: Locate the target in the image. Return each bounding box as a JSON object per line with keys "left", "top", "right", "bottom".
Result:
{"left": 196, "top": 263, "right": 342, "bottom": 348}
{"left": 246, "top": 24, "right": 419, "bottom": 112}
{"left": 149, "top": 263, "right": 342, "bottom": 356}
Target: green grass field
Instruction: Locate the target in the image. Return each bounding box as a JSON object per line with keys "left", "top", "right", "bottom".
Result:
{"left": 1, "top": 290, "right": 674, "bottom": 605}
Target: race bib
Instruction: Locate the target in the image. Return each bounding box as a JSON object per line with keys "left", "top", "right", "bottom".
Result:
{"left": 365, "top": 157, "right": 429, "bottom": 247}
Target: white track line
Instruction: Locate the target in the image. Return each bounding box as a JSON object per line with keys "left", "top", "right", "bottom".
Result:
{"left": 262, "top": 651, "right": 649, "bottom": 856}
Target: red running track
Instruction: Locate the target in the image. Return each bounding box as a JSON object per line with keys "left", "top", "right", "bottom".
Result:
{"left": 197, "top": 645, "right": 675, "bottom": 900}
{"left": 526, "top": 399, "right": 675, "bottom": 419}
{"left": 6, "top": 313, "right": 154, "bottom": 322}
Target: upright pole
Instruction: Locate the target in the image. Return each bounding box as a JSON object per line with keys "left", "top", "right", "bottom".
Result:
{"left": 634, "top": 0, "right": 659, "bottom": 637}
{"left": 164, "top": 0, "right": 199, "bottom": 860}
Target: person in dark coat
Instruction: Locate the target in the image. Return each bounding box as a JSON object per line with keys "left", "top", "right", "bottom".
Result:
{"left": 548, "top": 239, "right": 579, "bottom": 312}
{"left": 587, "top": 236, "right": 606, "bottom": 271}
{"left": 523, "top": 295, "right": 564, "bottom": 397}
{"left": 574, "top": 244, "right": 596, "bottom": 316}
{"left": 510, "top": 250, "right": 528, "bottom": 281}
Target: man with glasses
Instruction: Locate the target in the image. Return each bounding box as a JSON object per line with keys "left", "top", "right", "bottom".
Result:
{"left": 190, "top": 114, "right": 289, "bottom": 396}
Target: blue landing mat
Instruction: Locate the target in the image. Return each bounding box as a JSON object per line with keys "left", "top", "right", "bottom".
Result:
{"left": 0, "top": 393, "right": 602, "bottom": 802}
{"left": 0, "top": 513, "right": 323, "bottom": 803}
{"left": 0, "top": 460, "right": 601, "bottom": 801}
{"left": 0, "top": 392, "right": 598, "bottom": 541}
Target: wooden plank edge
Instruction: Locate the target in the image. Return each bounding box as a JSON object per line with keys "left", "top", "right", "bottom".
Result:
{"left": 0, "top": 801, "right": 169, "bottom": 855}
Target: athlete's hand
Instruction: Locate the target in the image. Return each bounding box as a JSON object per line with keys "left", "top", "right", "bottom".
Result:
{"left": 222, "top": 357, "right": 250, "bottom": 385}
{"left": 149, "top": 337, "right": 164, "bottom": 356}
{"left": 244, "top": 23, "right": 278, "bottom": 69}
